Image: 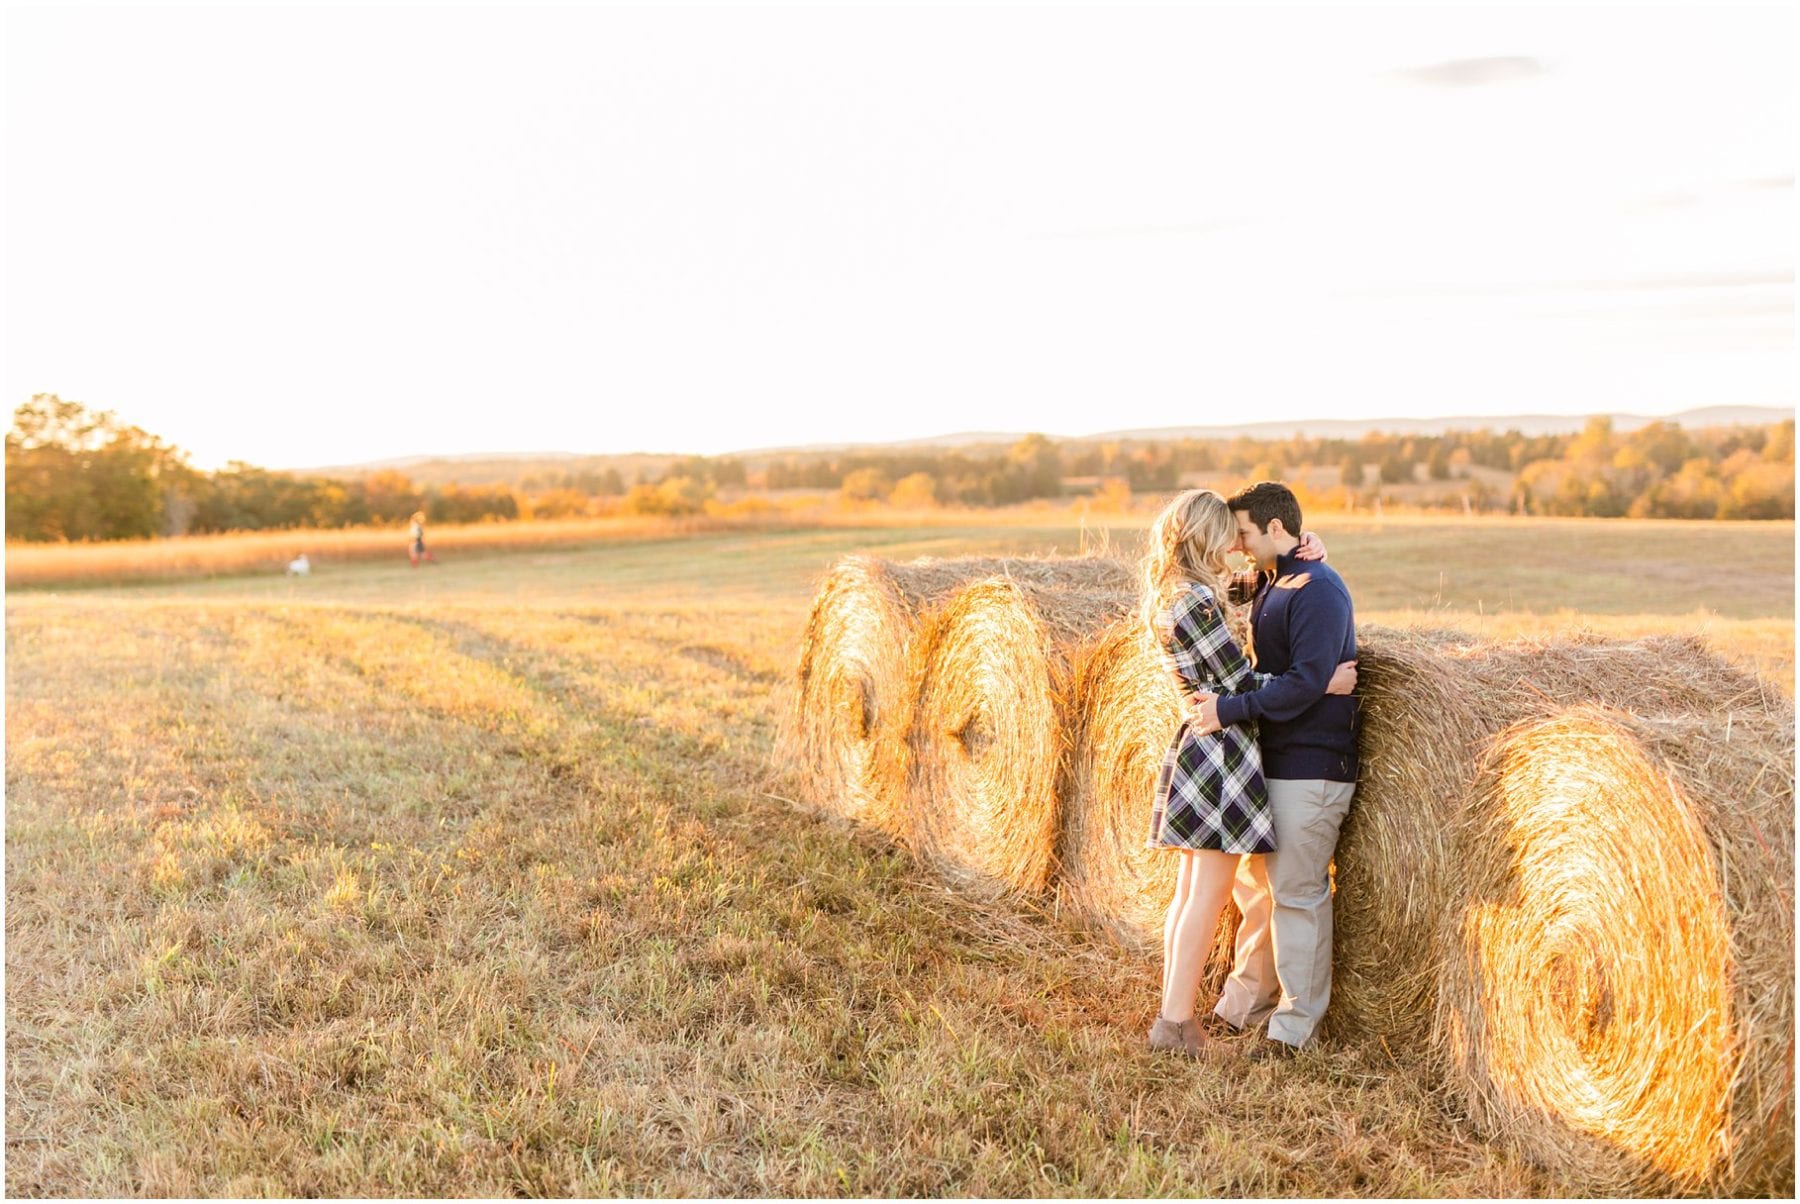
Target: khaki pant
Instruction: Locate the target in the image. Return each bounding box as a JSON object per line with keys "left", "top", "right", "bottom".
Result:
{"left": 1213, "top": 777, "right": 1356, "bottom": 1047}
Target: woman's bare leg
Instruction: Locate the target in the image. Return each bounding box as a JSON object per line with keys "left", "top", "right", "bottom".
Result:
{"left": 1159, "top": 849, "right": 1238, "bottom": 1023}
{"left": 1161, "top": 851, "right": 1196, "bottom": 1006}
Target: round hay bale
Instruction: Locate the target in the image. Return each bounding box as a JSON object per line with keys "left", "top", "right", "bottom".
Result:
{"left": 904, "top": 574, "right": 1133, "bottom": 895}
{"left": 1328, "top": 626, "right": 1781, "bottom": 1049}
{"left": 787, "top": 554, "right": 1127, "bottom": 836}
{"left": 1062, "top": 619, "right": 1183, "bottom": 940}
{"left": 1060, "top": 618, "right": 1240, "bottom": 989}
{"left": 1324, "top": 628, "right": 1485, "bottom": 1045}
{"left": 1437, "top": 705, "right": 1794, "bottom": 1195}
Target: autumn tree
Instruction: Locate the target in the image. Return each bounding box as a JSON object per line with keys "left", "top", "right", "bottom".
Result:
{"left": 840, "top": 467, "right": 891, "bottom": 503}
{"left": 5, "top": 394, "right": 195, "bottom": 540}
{"left": 995, "top": 434, "right": 1062, "bottom": 503}
{"left": 189, "top": 462, "right": 325, "bottom": 533}
{"left": 888, "top": 472, "right": 938, "bottom": 508}
{"left": 361, "top": 469, "right": 423, "bottom": 524}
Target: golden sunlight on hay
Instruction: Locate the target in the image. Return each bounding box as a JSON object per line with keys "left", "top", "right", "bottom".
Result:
{"left": 1063, "top": 624, "right": 1783, "bottom": 1033}
{"left": 1439, "top": 707, "right": 1794, "bottom": 1195}
{"left": 1329, "top": 627, "right": 1783, "bottom": 1049}
{"left": 1321, "top": 629, "right": 1479, "bottom": 1045}
{"left": 903, "top": 574, "right": 1132, "bottom": 894}
{"left": 788, "top": 555, "right": 1128, "bottom": 837}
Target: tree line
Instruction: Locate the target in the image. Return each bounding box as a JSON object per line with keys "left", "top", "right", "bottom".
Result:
{"left": 761, "top": 418, "right": 1794, "bottom": 520}
{"left": 6, "top": 394, "right": 1793, "bottom": 542}
{"left": 5, "top": 396, "right": 519, "bottom": 542}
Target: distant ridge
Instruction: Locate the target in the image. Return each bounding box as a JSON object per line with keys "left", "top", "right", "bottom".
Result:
{"left": 727, "top": 430, "right": 1034, "bottom": 457}
{"left": 732, "top": 405, "right": 1794, "bottom": 457}
{"left": 295, "top": 406, "right": 1792, "bottom": 476}
{"left": 303, "top": 450, "right": 590, "bottom": 474}
{"left": 1084, "top": 405, "right": 1795, "bottom": 444}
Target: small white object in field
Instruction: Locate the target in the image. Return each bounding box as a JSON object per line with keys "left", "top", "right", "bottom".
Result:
{"left": 287, "top": 554, "right": 311, "bottom": 576}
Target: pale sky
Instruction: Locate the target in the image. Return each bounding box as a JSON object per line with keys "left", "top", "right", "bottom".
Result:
{"left": 5, "top": 2, "right": 1793, "bottom": 469}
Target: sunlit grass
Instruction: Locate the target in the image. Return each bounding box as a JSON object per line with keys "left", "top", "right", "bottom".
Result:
{"left": 4, "top": 501, "right": 1124, "bottom": 590}
{"left": 6, "top": 515, "right": 1791, "bottom": 1194}
{"left": 13, "top": 507, "right": 1792, "bottom": 612}
{"left": 4, "top": 511, "right": 810, "bottom": 589}
{"left": 7, "top": 595, "right": 1562, "bottom": 1196}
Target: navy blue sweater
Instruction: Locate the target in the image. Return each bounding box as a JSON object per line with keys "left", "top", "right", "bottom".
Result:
{"left": 1215, "top": 550, "right": 1358, "bottom": 782}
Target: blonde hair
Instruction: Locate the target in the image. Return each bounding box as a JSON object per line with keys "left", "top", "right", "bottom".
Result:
{"left": 1139, "top": 489, "right": 1247, "bottom": 646}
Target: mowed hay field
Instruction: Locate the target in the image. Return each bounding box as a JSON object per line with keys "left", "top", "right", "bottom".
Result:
{"left": 6, "top": 515, "right": 1793, "bottom": 1197}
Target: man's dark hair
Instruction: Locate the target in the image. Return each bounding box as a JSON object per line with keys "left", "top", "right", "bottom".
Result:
{"left": 1228, "top": 481, "right": 1303, "bottom": 539}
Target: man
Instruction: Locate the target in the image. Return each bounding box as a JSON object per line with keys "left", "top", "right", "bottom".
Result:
{"left": 1190, "top": 480, "right": 1358, "bottom": 1058}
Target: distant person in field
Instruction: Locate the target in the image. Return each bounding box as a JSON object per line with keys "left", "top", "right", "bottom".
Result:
{"left": 1141, "top": 488, "right": 1356, "bottom": 1060}
{"left": 408, "top": 511, "right": 437, "bottom": 567}
{"left": 1189, "top": 480, "right": 1360, "bottom": 1061}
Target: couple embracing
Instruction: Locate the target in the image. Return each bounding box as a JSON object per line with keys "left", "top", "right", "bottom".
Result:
{"left": 1140, "top": 482, "right": 1359, "bottom": 1063}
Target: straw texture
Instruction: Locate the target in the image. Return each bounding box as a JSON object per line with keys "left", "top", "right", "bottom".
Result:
{"left": 903, "top": 573, "right": 1133, "bottom": 895}
{"left": 788, "top": 554, "right": 1127, "bottom": 836}
{"left": 1438, "top": 705, "right": 1793, "bottom": 1195}
{"left": 1329, "top": 627, "right": 1781, "bottom": 1046}
{"left": 1338, "top": 627, "right": 1791, "bottom": 1192}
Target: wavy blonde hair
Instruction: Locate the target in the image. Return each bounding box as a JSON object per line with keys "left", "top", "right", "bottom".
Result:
{"left": 1139, "top": 489, "right": 1247, "bottom": 646}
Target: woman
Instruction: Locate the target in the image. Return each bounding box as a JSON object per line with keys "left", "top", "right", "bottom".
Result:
{"left": 1141, "top": 489, "right": 1355, "bottom": 1058}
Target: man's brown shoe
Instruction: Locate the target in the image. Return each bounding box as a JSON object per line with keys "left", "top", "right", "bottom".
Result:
{"left": 1245, "top": 1037, "right": 1301, "bottom": 1063}
{"left": 1199, "top": 1013, "right": 1243, "bottom": 1038}
{"left": 1147, "top": 1016, "right": 1211, "bottom": 1059}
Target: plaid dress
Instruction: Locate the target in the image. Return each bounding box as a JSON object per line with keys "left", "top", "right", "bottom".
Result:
{"left": 1145, "top": 582, "right": 1275, "bottom": 854}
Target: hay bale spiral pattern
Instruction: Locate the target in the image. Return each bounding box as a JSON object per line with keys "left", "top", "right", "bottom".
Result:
{"left": 1439, "top": 706, "right": 1793, "bottom": 1195}
{"left": 1329, "top": 628, "right": 1783, "bottom": 1048}
{"left": 904, "top": 574, "right": 1132, "bottom": 894}
{"left": 789, "top": 554, "right": 1127, "bottom": 836}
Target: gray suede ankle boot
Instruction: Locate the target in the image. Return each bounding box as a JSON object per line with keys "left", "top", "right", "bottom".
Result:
{"left": 1147, "top": 1015, "right": 1209, "bottom": 1058}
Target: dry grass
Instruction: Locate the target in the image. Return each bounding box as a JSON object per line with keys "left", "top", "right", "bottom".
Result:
{"left": 7, "top": 594, "right": 1570, "bottom": 1198}
{"left": 7, "top": 515, "right": 1793, "bottom": 1197}
{"left": 4, "top": 505, "right": 1122, "bottom": 590}
{"left": 5, "top": 512, "right": 831, "bottom": 589}
{"left": 15, "top": 509, "right": 1792, "bottom": 612}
